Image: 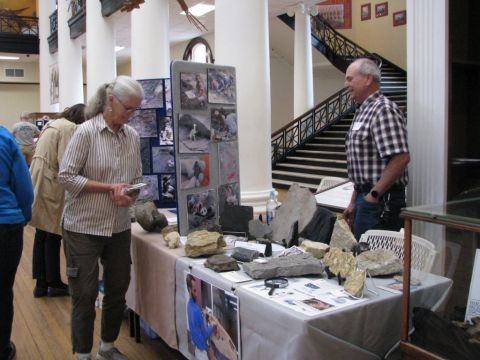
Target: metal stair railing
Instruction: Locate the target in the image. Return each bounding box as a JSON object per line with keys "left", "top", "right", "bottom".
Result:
{"left": 271, "top": 88, "right": 354, "bottom": 164}
{"left": 0, "top": 15, "right": 38, "bottom": 36}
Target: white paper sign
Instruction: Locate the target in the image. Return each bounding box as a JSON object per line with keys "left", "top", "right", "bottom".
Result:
{"left": 465, "top": 249, "right": 480, "bottom": 322}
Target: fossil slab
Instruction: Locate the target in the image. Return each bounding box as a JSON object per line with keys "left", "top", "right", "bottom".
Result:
{"left": 185, "top": 230, "right": 226, "bottom": 257}
{"left": 344, "top": 270, "right": 366, "bottom": 298}
{"left": 329, "top": 216, "right": 357, "bottom": 251}
{"left": 204, "top": 254, "right": 239, "bottom": 272}
{"left": 356, "top": 249, "right": 402, "bottom": 276}
{"left": 242, "top": 253, "right": 324, "bottom": 280}
{"left": 323, "top": 247, "right": 355, "bottom": 278}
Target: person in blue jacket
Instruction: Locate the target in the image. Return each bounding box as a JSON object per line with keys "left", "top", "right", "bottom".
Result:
{"left": 186, "top": 274, "right": 216, "bottom": 360}
{"left": 0, "top": 125, "right": 34, "bottom": 360}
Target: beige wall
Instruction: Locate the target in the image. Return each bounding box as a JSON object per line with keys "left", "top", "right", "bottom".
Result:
{"left": 0, "top": 83, "right": 40, "bottom": 130}
{"left": 337, "top": 0, "right": 407, "bottom": 69}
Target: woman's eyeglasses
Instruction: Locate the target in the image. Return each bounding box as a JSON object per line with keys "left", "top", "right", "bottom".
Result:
{"left": 113, "top": 95, "right": 138, "bottom": 113}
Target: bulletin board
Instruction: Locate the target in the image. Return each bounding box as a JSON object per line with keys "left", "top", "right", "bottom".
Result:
{"left": 171, "top": 61, "right": 240, "bottom": 236}
{"left": 129, "top": 78, "right": 176, "bottom": 209}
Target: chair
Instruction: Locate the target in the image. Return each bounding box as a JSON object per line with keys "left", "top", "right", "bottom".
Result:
{"left": 359, "top": 229, "right": 437, "bottom": 273}
{"left": 316, "top": 176, "right": 346, "bottom": 193}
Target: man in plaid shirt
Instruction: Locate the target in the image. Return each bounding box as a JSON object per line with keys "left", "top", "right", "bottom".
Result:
{"left": 343, "top": 58, "right": 410, "bottom": 240}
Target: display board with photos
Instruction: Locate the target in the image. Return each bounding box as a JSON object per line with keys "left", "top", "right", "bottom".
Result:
{"left": 128, "top": 78, "right": 176, "bottom": 209}
{"left": 171, "top": 61, "right": 240, "bottom": 236}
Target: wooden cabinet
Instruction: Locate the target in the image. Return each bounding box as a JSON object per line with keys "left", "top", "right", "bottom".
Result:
{"left": 400, "top": 199, "right": 480, "bottom": 359}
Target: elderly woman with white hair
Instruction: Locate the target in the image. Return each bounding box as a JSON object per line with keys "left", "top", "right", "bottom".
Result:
{"left": 58, "top": 76, "right": 144, "bottom": 360}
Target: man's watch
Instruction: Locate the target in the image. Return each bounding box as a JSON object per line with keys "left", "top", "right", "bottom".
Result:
{"left": 370, "top": 190, "right": 379, "bottom": 199}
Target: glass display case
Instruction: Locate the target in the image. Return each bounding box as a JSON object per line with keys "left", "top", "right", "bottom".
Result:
{"left": 400, "top": 198, "right": 480, "bottom": 359}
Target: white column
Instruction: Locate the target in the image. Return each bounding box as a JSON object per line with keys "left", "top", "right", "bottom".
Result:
{"left": 293, "top": 3, "right": 314, "bottom": 118}
{"left": 57, "top": 0, "right": 84, "bottom": 109}
{"left": 407, "top": 0, "right": 448, "bottom": 274}
{"left": 86, "top": 0, "right": 116, "bottom": 98}
{"left": 215, "top": 0, "right": 272, "bottom": 212}
{"left": 131, "top": 0, "right": 170, "bottom": 79}
{"left": 37, "top": 0, "right": 59, "bottom": 112}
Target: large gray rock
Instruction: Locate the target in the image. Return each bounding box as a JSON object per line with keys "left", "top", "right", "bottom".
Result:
{"left": 248, "top": 219, "right": 272, "bottom": 240}
{"left": 329, "top": 216, "right": 357, "bottom": 251}
{"left": 135, "top": 201, "right": 168, "bottom": 232}
{"left": 242, "top": 253, "right": 324, "bottom": 279}
{"left": 185, "top": 230, "right": 226, "bottom": 257}
{"left": 356, "top": 249, "right": 402, "bottom": 276}
{"left": 270, "top": 184, "right": 317, "bottom": 246}
{"left": 204, "top": 254, "right": 240, "bottom": 272}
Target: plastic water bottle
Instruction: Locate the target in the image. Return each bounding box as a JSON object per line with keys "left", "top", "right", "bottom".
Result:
{"left": 266, "top": 191, "right": 278, "bottom": 225}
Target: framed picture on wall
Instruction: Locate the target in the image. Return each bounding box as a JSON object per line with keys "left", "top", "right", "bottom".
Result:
{"left": 393, "top": 10, "right": 406, "bottom": 26}
{"left": 361, "top": 3, "right": 371, "bottom": 21}
{"left": 375, "top": 2, "right": 388, "bottom": 18}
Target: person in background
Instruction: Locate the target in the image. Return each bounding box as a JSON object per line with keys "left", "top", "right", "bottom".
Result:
{"left": 12, "top": 111, "right": 40, "bottom": 166}
{"left": 30, "top": 104, "right": 86, "bottom": 298}
{"left": 186, "top": 274, "right": 216, "bottom": 360}
{"left": 58, "top": 76, "right": 144, "bottom": 360}
{"left": 343, "top": 58, "right": 410, "bottom": 240}
{"left": 0, "top": 125, "right": 34, "bottom": 360}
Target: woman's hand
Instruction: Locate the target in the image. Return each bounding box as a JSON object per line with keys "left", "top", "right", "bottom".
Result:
{"left": 109, "top": 183, "right": 135, "bottom": 207}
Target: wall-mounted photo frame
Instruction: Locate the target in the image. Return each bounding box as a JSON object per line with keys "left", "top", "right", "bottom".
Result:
{"left": 361, "top": 3, "right": 371, "bottom": 21}
{"left": 393, "top": 10, "right": 406, "bottom": 26}
{"left": 375, "top": 2, "right": 388, "bottom": 18}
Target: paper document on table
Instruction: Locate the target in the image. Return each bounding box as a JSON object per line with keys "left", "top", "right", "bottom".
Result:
{"left": 315, "top": 181, "right": 354, "bottom": 210}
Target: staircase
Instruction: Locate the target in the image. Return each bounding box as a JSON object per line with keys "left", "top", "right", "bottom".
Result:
{"left": 272, "top": 15, "right": 407, "bottom": 192}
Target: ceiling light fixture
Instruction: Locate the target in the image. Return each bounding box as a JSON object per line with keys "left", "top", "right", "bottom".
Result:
{"left": 180, "top": 4, "right": 214, "bottom": 17}
{"left": 0, "top": 56, "right": 20, "bottom": 60}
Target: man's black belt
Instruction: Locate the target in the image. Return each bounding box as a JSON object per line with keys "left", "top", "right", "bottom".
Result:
{"left": 354, "top": 183, "right": 405, "bottom": 193}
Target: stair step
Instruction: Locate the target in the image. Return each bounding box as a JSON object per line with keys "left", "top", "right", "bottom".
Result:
{"left": 296, "top": 149, "right": 346, "bottom": 156}
{"left": 272, "top": 169, "right": 324, "bottom": 180}
{"left": 285, "top": 156, "right": 347, "bottom": 167}
{"left": 313, "top": 137, "right": 345, "bottom": 142}
{"left": 272, "top": 178, "right": 318, "bottom": 190}
{"left": 287, "top": 156, "right": 346, "bottom": 163}
{"left": 275, "top": 162, "right": 348, "bottom": 174}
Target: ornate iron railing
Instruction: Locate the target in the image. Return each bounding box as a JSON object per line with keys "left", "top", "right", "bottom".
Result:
{"left": 0, "top": 15, "right": 38, "bottom": 35}
{"left": 271, "top": 88, "right": 354, "bottom": 164}
{"left": 50, "top": 10, "right": 58, "bottom": 34}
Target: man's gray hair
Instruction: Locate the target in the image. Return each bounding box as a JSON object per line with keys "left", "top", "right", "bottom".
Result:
{"left": 356, "top": 58, "right": 381, "bottom": 83}
{"left": 85, "top": 75, "right": 144, "bottom": 119}
{"left": 20, "top": 111, "right": 29, "bottom": 119}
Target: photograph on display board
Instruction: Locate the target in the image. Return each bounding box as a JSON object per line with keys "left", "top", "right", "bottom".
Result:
{"left": 152, "top": 146, "right": 175, "bottom": 173}
{"left": 140, "top": 138, "right": 151, "bottom": 173}
{"left": 184, "top": 272, "right": 240, "bottom": 360}
{"left": 180, "top": 155, "right": 210, "bottom": 189}
{"left": 138, "top": 79, "right": 164, "bottom": 109}
{"left": 218, "top": 142, "right": 239, "bottom": 184}
{"left": 161, "top": 174, "right": 176, "bottom": 202}
{"left": 211, "top": 107, "right": 237, "bottom": 142}
{"left": 218, "top": 183, "right": 240, "bottom": 216}
{"left": 127, "top": 109, "right": 158, "bottom": 137}
{"left": 207, "top": 68, "right": 236, "bottom": 104}
{"left": 165, "top": 79, "right": 172, "bottom": 115}
{"left": 178, "top": 113, "right": 211, "bottom": 153}
{"left": 180, "top": 72, "right": 208, "bottom": 110}
{"left": 159, "top": 117, "right": 174, "bottom": 145}
{"left": 137, "top": 175, "right": 160, "bottom": 201}
{"left": 186, "top": 190, "right": 216, "bottom": 230}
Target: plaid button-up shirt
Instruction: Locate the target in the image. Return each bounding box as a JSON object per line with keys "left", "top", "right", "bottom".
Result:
{"left": 345, "top": 91, "right": 409, "bottom": 187}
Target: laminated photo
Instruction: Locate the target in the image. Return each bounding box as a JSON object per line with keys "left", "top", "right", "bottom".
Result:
{"left": 152, "top": 146, "right": 175, "bottom": 173}
{"left": 178, "top": 113, "right": 211, "bottom": 153}
{"left": 207, "top": 68, "right": 236, "bottom": 104}
{"left": 186, "top": 190, "right": 216, "bottom": 230}
{"left": 138, "top": 79, "right": 164, "bottom": 109}
{"left": 180, "top": 72, "right": 207, "bottom": 110}
{"left": 161, "top": 174, "right": 176, "bottom": 202}
{"left": 211, "top": 107, "right": 237, "bottom": 141}
{"left": 128, "top": 109, "right": 157, "bottom": 138}
{"left": 218, "top": 142, "right": 239, "bottom": 184}
{"left": 140, "top": 138, "right": 151, "bottom": 173}
{"left": 159, "top": 117, "right": 174, "bottom": 145}
{"left": 137, "top": 175, "right": 159, "bottom": 201}
{"left": 218, "top": 183, "right": 240, "bottom": 215}
{"left": 180, "top": 155, "right": 210, "bottom": 189}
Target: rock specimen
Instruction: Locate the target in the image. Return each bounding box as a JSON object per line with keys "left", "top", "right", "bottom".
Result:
{"left": 242, "top": 253, "right": 324, "bottom": 280}
{"left": 161, "top": 225, "right": 178, "bottom": 238}
{"left": 323, "top": 247, "right": 355, "bottom": 278}
{"left": 165, "top": 231, "right": 180, "bottom": 249}
{"left": 204, "top": 254, "right": 240, "bottom": 272}
{"left": 344, "top": 270, "right": 366, "bottom": 298}
{"left": 300, "top": 239, "right": 329, "bottom": 259}
{"left": 356, "top": 249, "right": 402, "bottom": 276}
{"left": 248, "top": 219, "right": 272, "bottom": 240}
{"left": 329, "top": 216, "right": 357, "bottom": 251}
{"left": 135, "top": 201, "right": 168, "bottom": 232}
{"left": 270, "top": 184, "right": 317, "bottom": 247}
{"left": 185, "top": 230, "right": 226, "bottom": 257}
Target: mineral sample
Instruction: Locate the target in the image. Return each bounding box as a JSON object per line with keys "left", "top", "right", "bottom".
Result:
{"left": 204, "top": 254, "right": 239, "bottom": 272}
{"left": 329, "top": 216, "right": 357, "bottom": 251}
{"left": 165, "top": 231, "right": 180, "bottom": 249}
{"left": 135, "top": 201, "right": 168, "bottom": 232}
{"left": 356, "top": 249, "right": 402, "bottom": 276}
{"left": 248, "top": 219, "right": 272, "bottom": 240}
{"left": 299, "top": 239, "right": 329, "bottom": 259}
{"left": 344, "top": 270, "right": 365, "bottom": 298}
{"left": 323, "top": 247, "right": 355, "bottom": 278}
{"left": 161, "top": 225, "right": 178, "bottom": 238}
{"left": 185, "top": 230, "right": 226, "bottom": 257}
{"left": 242, "top": 253, "right": 324, "bottom": 279}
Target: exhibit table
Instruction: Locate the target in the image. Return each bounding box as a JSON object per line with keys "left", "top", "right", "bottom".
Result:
{"left": 125, "top": 222, "right": 185, "bottom": 350}
{"left": 315, "top": 181, "right": 354, "bottom": 212}
{"left": 175, "top": 256, "right": 452, "bottom": 360}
